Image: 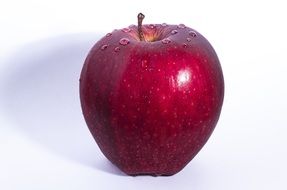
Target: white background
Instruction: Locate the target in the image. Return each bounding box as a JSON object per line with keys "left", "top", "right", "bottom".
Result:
{"left": 0, "top": 0, "right": 286, "bottom": 189}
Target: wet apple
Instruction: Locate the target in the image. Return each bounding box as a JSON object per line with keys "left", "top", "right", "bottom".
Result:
{"left": 80, "top": 13, "right": 224, "bottom": 176}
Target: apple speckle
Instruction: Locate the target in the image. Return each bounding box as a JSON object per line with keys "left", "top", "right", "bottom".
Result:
{"left": 141, "top": 60, "right": 148, "bottom": 69}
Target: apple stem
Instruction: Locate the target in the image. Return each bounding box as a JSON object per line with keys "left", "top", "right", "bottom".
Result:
{"left": 137, "top": 13, "right": 146, "bottom": 41}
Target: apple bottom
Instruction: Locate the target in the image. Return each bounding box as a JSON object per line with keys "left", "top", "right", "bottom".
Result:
{"left": 87, "top": 113, "right": 217, "bottom": 176}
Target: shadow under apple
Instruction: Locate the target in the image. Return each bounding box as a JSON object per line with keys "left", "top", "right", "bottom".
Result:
{"left": 0, "top": 33, "right": 124, "bottom": 176}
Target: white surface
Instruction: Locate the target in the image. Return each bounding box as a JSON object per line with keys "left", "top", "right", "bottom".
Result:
{"left": 1, "top": 0, "right": 287, "bottom": 189}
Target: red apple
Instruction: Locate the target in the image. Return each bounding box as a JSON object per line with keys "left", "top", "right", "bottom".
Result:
{"left": 80, "top": 13, "right": 224, "bottom": 176}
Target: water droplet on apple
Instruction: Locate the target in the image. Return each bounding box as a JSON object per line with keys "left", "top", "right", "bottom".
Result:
{"left": 186, "top": 37, "right": 192, "bottom": 42}
{"left": 183, "top": 43, "right": 187, "bottom": 48}
{"left": 101, "top": 44, "right": 108, "bottom": 50}
{"left": 148, "top": 24, "right": 155, "bottom": 29}
{"left": 106, "top": 33, "right": 112, "bottom": 37}
{"left": 114, "top": 47, "right": 120, "bottom": 52}
{"left": 171, "top": 30, "right": 178, "bottom": 35}
{"left": 122, "top": 28, "right": 131, "bottom": 33}
{"left": 177, "top": 24, "right": 186, "bottom": 29}
{"left": 161, "top": 23, "right": 168, "bottom": 27}
{"left": 189, "top": 31, "right": 197, "bottom": 37}
{"left": 161, "top": 38, "right": 171, "bottom": 44}
{"left": 119, "top": 38, "right": 130, "bottom": 45}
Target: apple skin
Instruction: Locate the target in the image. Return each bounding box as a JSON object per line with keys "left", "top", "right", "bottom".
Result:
{"left": 80, "top": 23, "right": 224, "bottom": 176}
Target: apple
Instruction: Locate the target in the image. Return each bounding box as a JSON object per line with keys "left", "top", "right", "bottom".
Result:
{"left": 80, "top": 13, "right": 224, "bottom": 176}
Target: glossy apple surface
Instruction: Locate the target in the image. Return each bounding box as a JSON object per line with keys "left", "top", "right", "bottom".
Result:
{"left": 80, "top": 20, "right": 224, "bottom": 176}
